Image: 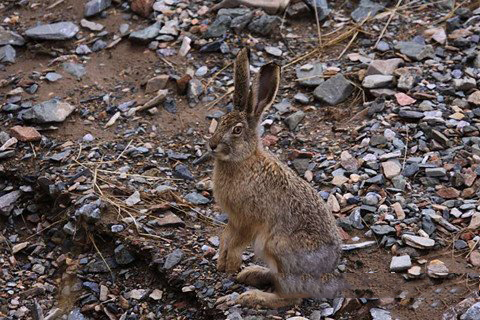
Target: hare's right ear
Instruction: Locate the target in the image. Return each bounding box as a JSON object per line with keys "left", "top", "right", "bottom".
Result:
{"left": 233, "top": 47, "right": 250, "bottom": 111}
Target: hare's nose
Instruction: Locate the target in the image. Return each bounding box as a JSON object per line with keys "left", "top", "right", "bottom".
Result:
{"left": 209, "top": 142, "right": 218, "bottom": 151}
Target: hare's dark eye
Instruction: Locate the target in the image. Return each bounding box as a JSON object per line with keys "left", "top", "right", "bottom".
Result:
{"left": 232, "top": 125, "right": 243, "bottom": 135}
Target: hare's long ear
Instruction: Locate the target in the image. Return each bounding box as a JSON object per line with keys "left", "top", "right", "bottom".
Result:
{"left": 248, "top": 62, "right": 281, "bottom": 121}
{"left": 233, "top": 47, "right": 251, "bottom": 111}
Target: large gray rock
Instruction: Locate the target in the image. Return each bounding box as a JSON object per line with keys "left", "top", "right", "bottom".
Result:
{"left": 0, "top": 45, "right": 16, "bottom": 63}
{"left": 63, "top": 62, "right": 86, "bottom": 79}
{"left": 296, "top": 63, "right": 325, "bottom": 87}
{"left": 204, "top": 15, "right": 232, "bottom": 38}
{"left": 0, "top": 28, "right": 25, "bottom": 46}
{"left": 394, "top": 41, "right": 435, "bottom": 61}
{"left": 248, "top": 15, "right": 281, "bottom": 36}
{"left": 0, "top": 190, "right": 21, "bottom": 216}
{"left": 84, "top": 0, "right": 112, "bottom": 17}
{"left": 304, "top": 0, "right": 330, "bottom": 21}
{"left": 313, "top": 74, "right": 353, "bottom": 105}
{"left": 463, "top": 302, "right": 480, "bottom": 320}
{"left": 285, "top": 111, "right": 305, "bottom": 131}
{"left": 25, "top": 22, "right": 79, "bottom": 40}
{"left": 21, "top": 99, "right": 75, "bottom": 123}
{"left": 163, "top": 249, "right": 184, "bottom": 269}
{"left": 129, "top": 23, "right": 162, "bottom": 42}
{"left": 351, "top": 0, "right": 384, "bottom": 22}
{"left": 114, "top": 244, "right": 136, "bottom": 265}
{"left": 370, "top": 308, "right": 392, "bottom": 320}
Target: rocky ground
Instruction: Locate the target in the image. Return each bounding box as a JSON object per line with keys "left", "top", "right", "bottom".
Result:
{"left": 1, "top": 0, "right": 480, "bottom": 319}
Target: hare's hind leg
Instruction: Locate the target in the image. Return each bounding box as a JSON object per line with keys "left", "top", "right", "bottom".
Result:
{"left": 236, "top": 289, "right": 302, "bottom": 309}
{"left": 237, "top": 265, "right": 274, "bottom": 288}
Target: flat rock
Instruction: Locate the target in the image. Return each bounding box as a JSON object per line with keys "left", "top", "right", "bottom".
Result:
{"left": 114, "top": 244, "right": 136, "bottom": 265}
{"left": 21, "top": 99, "right": 75, "bottom": 123}
{"left": 427, "top": 259, "right": 449, "bottom": 278}
{"left": 25, "top": 22, "right": 79, "bottom": 40}
{"left": 366, "top": 58, "right": 403, "bottom": 76}
{"left": 0, "top": 45, "right": 16, "bottom": 63}
{"left": 390, "top": 255, "right": 412, "bottom": 272}
{"left": 285, "top": 111, "right": 305, "bottom": 131}
{"left": 437, "top": 187, "right": 460, "bottom": 199}
{"left": 63, "top": 62, "right": 86, "bottom": 78}
{"left": 125, "top": 191, "right": 141, "bottom": 206}
{"left": 0, "top": 190, "right": 21, "bottom": 216}
{"left": 463, "top": 302, "right": 480, "bottom": 320}
{"left": 351, "top": 0, "right": 384, "bottom": 22}
{"left": 0, "top": 28, "right": 25, "bottom": 46}
{"left": 382, "top": 160, "right": 401, "bottom": 179}
{"left": 402, "top": 234, "right": 435, "bottom": 249}
{"left": 129, "top": 23, "right": 161, "bottom": 42}
{"left": 185, "top": 192, "right": 210, "bottom": 205}
{"left": 313, "top": 74, "right": 353, "bottom": 105}
{"left": 394, "top": 41, "right": 434, "bottom": 61}
{"left": 370, "top": 308, "right": 392, "bottom": 320}
{"left": 467, "top": 91, "right": 480, "bottom": 106}
{"left": 84, "top": 0, "right": 111, "bottom": 17}
{"left": 362, "top": 75, "right": 394, "bottom": 89}
{"left": 10, "top": 126, "right": 41, "bottom": 142}
{"left": 80, "top": 19, "right": 104, "bottom": 31}
{"left": 371, "top": 224, "right": 395, "bottom": 236}
{"left": 126, "top": 289, "right": 147, "bottom": 300}
{"left": 45, "top": 72, "right": 62, "bottom": 82}
{"left": 163, "top": 249, "right": 183, "bottom": 269}
{"left": 146, "top": 75, "right": 169, "bottom": 93}
{"left": 395, "top": 93, "right": 416, "bottom": 106}
{"left": 157, "top": 213, "right": 185, "bottom": 227}
{"left": 468, "top": 212, "right": 480, "bottom": 230}
{"left": 295, "top": 63, "right": 325, "bottom": 87}
{"left": 248, "top": 15, "right": 281, "bottom": 36}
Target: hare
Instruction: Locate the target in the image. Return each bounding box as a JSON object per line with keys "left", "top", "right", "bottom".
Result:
{"left": 209, "top": 48, "right": 344, "bottom": 308}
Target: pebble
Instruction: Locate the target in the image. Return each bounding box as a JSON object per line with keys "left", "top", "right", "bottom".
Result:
{"left": 427, "top": 259, "right": 449, "bottom": 278}
{"left": 390, "top": 255, "right": 412, "bottom": 272}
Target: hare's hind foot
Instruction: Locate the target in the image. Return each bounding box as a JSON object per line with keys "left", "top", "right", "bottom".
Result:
{"left": 237, "top": 265, "right": 274, "bottom": 288}
{"left": 236, "top": 289, "right": 302, "bottom": 309}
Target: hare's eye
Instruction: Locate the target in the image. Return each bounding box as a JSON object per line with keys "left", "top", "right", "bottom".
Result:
{"left": 232, "top": 125, "right": 243, "bottom": 135}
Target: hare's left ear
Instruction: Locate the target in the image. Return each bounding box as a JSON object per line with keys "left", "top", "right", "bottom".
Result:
{"left": 248, "top": 62, "right": 281, "bottom": 121}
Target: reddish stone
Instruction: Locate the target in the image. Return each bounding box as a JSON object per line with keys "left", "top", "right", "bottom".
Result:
{"left": 176, "top": 74, "right": 192, "bottom": 95}
{"left": 395, "top": 92, "right": 416, "bottom": 106}
{"left": 462, "top": 168, "right": 477, "bottom": 187}
{"left": 287, "top": 149, "right": 315, "bottom": 160}
{"left": 131, "top": 0, "right": 154, "bottom": 17}
{"left": 460, "top": 232, "right": 474, "bottom": 241}
{"left": 262, "top": 134, "right": 278, "bottom": 147}
{"left": 10, "top": 126, "right": 41, "bottom": 142}
{"left": 461, "top": 188, "right": 475, "bottom": 198}
{"left": 436, "top": 187, "right": 460, "bottom": 199}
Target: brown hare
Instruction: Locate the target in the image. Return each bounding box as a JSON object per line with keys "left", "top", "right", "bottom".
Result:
{"left": 209, "top": 48, "right": 344, "bottom": 308}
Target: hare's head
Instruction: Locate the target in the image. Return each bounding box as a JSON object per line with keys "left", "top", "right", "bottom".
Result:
{"left": 209, "top": 48, "right": 281, "bottom": 162}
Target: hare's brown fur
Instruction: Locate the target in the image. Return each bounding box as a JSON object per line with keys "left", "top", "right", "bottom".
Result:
{"left": 210, "top": 48, "right": 343, "bottom": 308}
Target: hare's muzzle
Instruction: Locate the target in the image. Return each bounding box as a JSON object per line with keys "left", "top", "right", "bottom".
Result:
{"left": 209, "top": 141, "right": 218, "bottom": 152}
